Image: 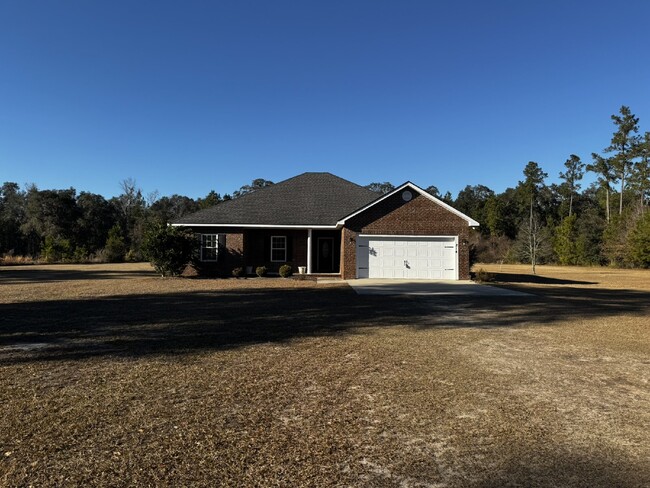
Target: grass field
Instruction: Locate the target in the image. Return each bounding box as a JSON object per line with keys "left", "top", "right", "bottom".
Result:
{"left": 1, "top": 263, "right": 649, "bottom": 487}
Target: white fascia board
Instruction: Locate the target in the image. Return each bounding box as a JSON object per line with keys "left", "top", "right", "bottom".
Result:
{"left": 170, "top": 223, "right": 340, "bottom": 229}
{"left": 358, "top": 234, "right": 457, "bottom": 239}
{"left": 337, "top": 182, "right": 480, "bottom": 227}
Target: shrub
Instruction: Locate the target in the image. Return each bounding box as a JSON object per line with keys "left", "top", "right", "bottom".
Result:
{"left": 41, "top": 236, "right": 73, "bottom": 263}
{"left": 279, "top": 264, "right": 292, "bottom": 278}
{"left": 232, "top": 267, "right": 244, "bottom": 278}
{"left": 255, "top": 266, "right": 267, "bottom": 277}
{"left": 474, "top": 268, "right": 495, "bottom": 283}
{"left": 104, "top": 224, "right": 127, "bottom": 263}
{"left": 142, "top": 223, "right": 197, "bottom": 277}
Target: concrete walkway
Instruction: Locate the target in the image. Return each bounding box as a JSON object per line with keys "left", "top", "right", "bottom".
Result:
{"left": 347, "top": 279, "right": 532, "bottom": 297}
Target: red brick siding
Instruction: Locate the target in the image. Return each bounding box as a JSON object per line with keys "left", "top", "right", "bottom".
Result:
{"left": 341, "top": 191, "right": 472, "bottom": 280}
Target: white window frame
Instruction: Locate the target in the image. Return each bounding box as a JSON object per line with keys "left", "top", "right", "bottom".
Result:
{"left": 200, "top": 234, "right": 219, "bottom": 262}
{"left": 270, "top": 235, "right": 287, "bottom": 262}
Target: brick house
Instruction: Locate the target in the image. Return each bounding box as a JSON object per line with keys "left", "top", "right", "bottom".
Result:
{"left": 172, "top": 172, "right": 479, "bottom": 280}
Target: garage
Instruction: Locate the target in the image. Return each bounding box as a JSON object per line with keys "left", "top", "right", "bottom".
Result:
{"left": 356, "top": 235, "right": 458, "bottom": 280}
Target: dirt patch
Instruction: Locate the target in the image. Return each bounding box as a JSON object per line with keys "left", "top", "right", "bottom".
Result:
{"left": 1, "top": 263, "right": 649, "bottom": 486}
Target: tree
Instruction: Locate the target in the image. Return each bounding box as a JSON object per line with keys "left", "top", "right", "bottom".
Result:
{"left": 554, "top": 215, "right": 578, "bottom": 265}
{"left": 586, "top": 153, "right": 615, "bottom": 222}
{"left": 627, "top": 211, "right": 650, "bottom": 267}
{"left": 0, "top": 182, "right": 26, "bottom": 255}
{"left": 365, "top": 182, "right": 395, "bottom": 194}
{"left": 20, "top": 186, "right": 79, "bottom": 256}
{"left": 425, "top": 185, "right": 441, "bottom": 198}
{"left": 142, "top": 223, "right": 197, "bottom": 277}
{"left": 76, "top": 192, "right": 117, "bottom": 253}
{"left": 232, "top": 178, "right": 274, "bottom": 198}
{"left": 454, "top": 185, "right": 494, "bottom": 233}
{"left": 516, "top": 214, "right": 551, "bottom": 274}
{"left": 104, "top": 224, "right": 127, "bottom": 262}
{"left": 604, "top": 105, "right": 640, "bottom": 215}
{"left": 630, "top": 132, "right": 650, "bottom": 212}
{"left": 149, "top": 195, "right": 199, "bottom": 224}
{"left": 198, "top": 190, "right": 222, "bottom": 209}
{"left": 518, "top": 162, "right": 548, "bottom": 273}
{"left": 558, "top": 154, "right": 585, "bottom": 217}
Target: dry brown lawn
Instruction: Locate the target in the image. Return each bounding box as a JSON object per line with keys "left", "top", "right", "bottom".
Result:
{"left": 1, "top": 263, "right": 649, "bottom": 487}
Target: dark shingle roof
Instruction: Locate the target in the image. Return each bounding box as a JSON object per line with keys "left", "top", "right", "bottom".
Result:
{"left": 173, "top": 172, "right": 379, "bottom": 226}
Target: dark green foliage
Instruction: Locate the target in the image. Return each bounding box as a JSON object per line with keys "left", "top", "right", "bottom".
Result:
{"left": 279, "top": 264, "right": 292, "bottom": 278}
{"left": 255, "top": 266, "right": 267, "bottom": 277}
{"left": 41, "top": 236, "right": 73, "bottom": 263}
{"left": 558, "top": 154, "right": 585, "bottom": 217}
{"left": 627, "top": 211, "right": 650, "bottom": 267}
{"left": 365, "top": 182, "right": 395, "bottom": 194}
{"left": 454, "top": 185, "right": 494, "bottom": 235}
{"left": 232, "top": 267, "right": 244, "bottom": 278}
{"left": 605, "top": 106, "right": 641, "bottom": 215}
{"left": 554, "top": 215, "right": 578, "bottom": 265}
{"left": 104, "top": 224, "right": 128, "bottom": 263}
{"left": 149, "top": 195, "right": 200, "bottom": 224}
{"left": 142, "top": 223, "right": 196, "bottom": 277}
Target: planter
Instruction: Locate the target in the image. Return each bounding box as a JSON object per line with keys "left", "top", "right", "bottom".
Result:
{"left": 298, "top": 266, "right": 306, "bottom": 274}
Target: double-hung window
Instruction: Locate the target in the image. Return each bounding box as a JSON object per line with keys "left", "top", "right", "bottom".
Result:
{"left": 201, "top": 234, "right": 219, "bottom": 261}
{"left": 270, "top": 236, "right": 287, "bottom": 262}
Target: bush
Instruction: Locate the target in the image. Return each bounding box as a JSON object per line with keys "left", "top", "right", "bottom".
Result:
{"left": 142, "top": 223, "right": 197, "bottom": 277}
{"left": 255, "top": 266, "right": 267, "bottom": 277}
{"left": 279, "top": 264, "right": 292, "bottom": 278}
{"left": 104, "top": 224, "right": 127, "bottom": 263}
{"left": 232, "top": 267, "right": 244, "bottom": 278}
{"left": 474, "top": 268, "right": 495, "bottom": 283}
{"left": 41, "top": 236, "right": 73, "bottom": 263}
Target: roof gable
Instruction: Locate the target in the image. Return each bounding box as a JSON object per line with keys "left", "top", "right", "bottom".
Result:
{"left": 337, "top": 182, "right": 480, "bottom": 227}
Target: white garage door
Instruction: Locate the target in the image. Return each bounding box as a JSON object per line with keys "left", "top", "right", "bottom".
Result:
{"left": 356, "top": 236, "right": 457, "bottom": 280}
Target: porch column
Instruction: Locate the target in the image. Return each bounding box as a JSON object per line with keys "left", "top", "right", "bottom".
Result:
{"left": 307, "top": 228, "right": 313, "bottom": 274}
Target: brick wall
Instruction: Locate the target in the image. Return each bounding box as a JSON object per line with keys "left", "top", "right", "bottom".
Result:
{"left": 341, "top": 191, "right": 473, "bottom": 280}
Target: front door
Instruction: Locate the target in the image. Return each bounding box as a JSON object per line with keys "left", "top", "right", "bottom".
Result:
{"left": 317, "top": 237, "right": 334, "bottom": 273}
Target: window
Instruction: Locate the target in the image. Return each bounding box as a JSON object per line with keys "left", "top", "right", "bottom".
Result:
{"left": 270, "top": 236, "right": 287, "bottom": 262}
{"left": 201, "top": 234, "right": 219, "bottom": 261}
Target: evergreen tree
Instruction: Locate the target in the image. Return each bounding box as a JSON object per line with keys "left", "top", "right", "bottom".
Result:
{"left": 587, "top": 153, "right": 615, "bottom": 222}
{"left": 604, "top": 106, "right": 640, "bottom": 215}
{"left": 558, "top": 154, "right": 585, "bottom": 217}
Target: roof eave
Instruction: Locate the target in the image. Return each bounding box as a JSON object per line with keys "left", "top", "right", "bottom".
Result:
{"left": 170, "top": 223, "right": 342, "bottom": 229}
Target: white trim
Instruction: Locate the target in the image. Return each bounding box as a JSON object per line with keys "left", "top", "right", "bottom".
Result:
{"left": 171, "top": 223, "right": 339, "bottom": 229}
{"left": 200, "top": 233, "right": 219, "bottom": 262}
{"left": 337, "top": 182, "right": 480, "bottom": 227}
{"left": 307, "top": 229, "right": 313, "bottom": 274}
{"left": 270, "top": 235, "right": 287, "bottom": 262}
{"left": 358, "top": 234, "right": 458, "bottom": 239}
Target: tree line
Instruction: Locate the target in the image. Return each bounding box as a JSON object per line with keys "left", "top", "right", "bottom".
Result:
{"left": 1, "top": 106, "right": 649, "bottom": 268}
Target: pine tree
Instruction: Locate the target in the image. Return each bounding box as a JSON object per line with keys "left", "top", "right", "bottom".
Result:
{"left": 604, "top": 106, "right": 640, "bottom": 215}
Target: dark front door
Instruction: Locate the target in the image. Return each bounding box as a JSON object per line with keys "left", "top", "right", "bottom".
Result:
{"left": 317, "top": 237, "right": 334, "bottom": 273}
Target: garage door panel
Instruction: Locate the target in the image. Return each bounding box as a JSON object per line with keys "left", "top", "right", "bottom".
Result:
{"left": 358, "top": 236, "right": 457, "bottom": 280}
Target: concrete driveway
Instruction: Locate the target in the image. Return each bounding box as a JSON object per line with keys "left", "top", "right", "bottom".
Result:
{"left": 347, "top": 279, "right": 532, "bottom": 297}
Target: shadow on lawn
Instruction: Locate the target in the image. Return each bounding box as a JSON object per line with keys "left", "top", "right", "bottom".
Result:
{"left": 489, "top": 272, "right": 597, "bottom": 285}
{"left": 0, "top": 266, "right": 154, "bottom": 284}
{"left": 1, "top": 274, "right": 650, "bottom": 364}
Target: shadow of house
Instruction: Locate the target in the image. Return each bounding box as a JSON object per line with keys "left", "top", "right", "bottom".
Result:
{"left": 1, "top": 278, "right": 649, "bottom": 365}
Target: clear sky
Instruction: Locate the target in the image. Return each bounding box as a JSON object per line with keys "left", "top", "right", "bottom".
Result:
{"left": 1, "top": 1, "right": 650, "bottom": 199}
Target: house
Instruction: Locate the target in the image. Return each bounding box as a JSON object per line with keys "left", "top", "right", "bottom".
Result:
{"left": 172, "top": 172, "right": 479, "bottom": 280}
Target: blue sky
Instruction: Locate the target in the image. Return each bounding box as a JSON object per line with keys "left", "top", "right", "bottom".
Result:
{"left": 1, "top": 1, "right": 650, "bottom": 199}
